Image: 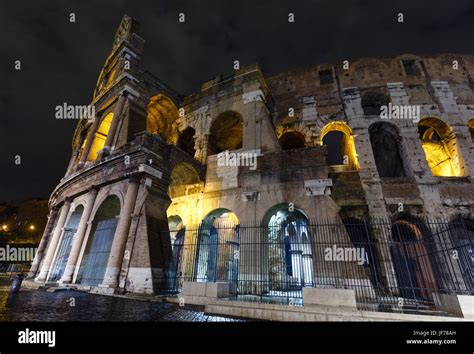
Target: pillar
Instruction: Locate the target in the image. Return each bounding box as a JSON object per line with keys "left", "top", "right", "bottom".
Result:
{"left": 102, "top": 93, "right": 128, "bottom": 157}
{"left": 60, "top": 188, "right": 99, "bottom": 284}
{"left": 35, "top": 200, "right": 72, "bottom": 282}
{"left": 451, "top": 125, "right": 473, "bottom": 176}
{"left": 101, "top": 178, "right": 140, "bottom": 287}
{"left": 27, "top": 208, "right": 59, "bottom": 278}
{"left": 78, "top": 119, "right": 101, "bottom": 167}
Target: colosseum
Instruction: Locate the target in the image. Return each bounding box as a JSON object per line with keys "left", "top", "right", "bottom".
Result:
{"left": 26, "top": 15, "right": 473, "bottom": 320}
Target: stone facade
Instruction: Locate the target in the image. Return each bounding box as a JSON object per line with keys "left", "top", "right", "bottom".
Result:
{"left": 29, "top": 15, "right": 474, "bottom": 310}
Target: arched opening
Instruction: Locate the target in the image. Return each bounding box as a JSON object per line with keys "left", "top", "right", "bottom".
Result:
{"left": 77, "top": 195, "right": 120, "bottom": 286}
{"left": 195, "top": 209, "right": 240, "bottom": 292}
{"left": 390, "top": 216, "right": 438, "bottom": 301}
{"left": 279, "top": 131, "right": 306, "bottom": 150}
{"left": 168, "top": 163, "right": 201, "bottom": 199}
{"left": 468, "top": 119, "right": 474, "bottom": 143}
{"left": 369, "top": 122, "right": 406, "bottom": 177}
{"left": 48, "top": 205, "right": 85, "bottom": 282}
{"left": 320, "top": 122, "right": 359, "bottom": 170}
{"left": 167, "top": 215, "right": 185, "bottom": 292}
{"left": 418, "top": 117, "right": 467, "bottom": 177}
{"left": 207, "top": 111, "right": 243, "bottom": 156}
{"left": 146, "top": 94, "right": 180, "bottom": 144}
{"left": 341, "top": 217, "right": 381, "bottom": 288}
{"left": 361, "top": 92, "right": 390, "bottom": 116}
{"left": 447, "top": 217, "right": 474, "bottom": 292}
{"left": 262, "top": 204, "right": 314, "bottom": 295}
{"left": 323, "top": 131, "right": 344, "bottom": 164}
{"left": 177, "top": 127, "right": 196, "bottom": 156}
{"left": 88, "top": 112, "right": 114, "bottom": 161}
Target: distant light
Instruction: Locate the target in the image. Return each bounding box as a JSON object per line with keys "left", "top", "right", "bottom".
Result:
{"left": 1, "top": 225, "right": 7, "bottom": 231}
{"left": 29, "top": 225, "right": 35, "bottom": 231}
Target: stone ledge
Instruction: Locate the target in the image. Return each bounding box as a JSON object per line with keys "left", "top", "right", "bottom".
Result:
{"left": 205, "top": 299, "right": 472, "bottom": 322}
{"left": 433, "top": 293, "right": 474, "bottom": 319}
{"left": 303, "top": 288, "right": 357, "bottom": 308}
{"left": 181, "top": 281, "right": 230, "bottom": 301}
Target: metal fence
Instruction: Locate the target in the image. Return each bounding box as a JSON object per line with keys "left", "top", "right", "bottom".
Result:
{"left": 160, "top": 217, "right": 473, "bottom": 315}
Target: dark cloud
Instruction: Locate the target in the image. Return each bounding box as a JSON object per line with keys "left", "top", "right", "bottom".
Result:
{"left": 1, "top": 0, "right": 473, "bottom": 201}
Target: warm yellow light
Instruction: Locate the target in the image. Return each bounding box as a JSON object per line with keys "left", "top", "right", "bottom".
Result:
{"left": 421, "top": 142, "right": 457, "bottom": 177}
{"left": 87, "top": 112, "right": 114, "bottom": 161}
{"left": 320, "top": 121, "right": 360, "bottom": 170}
{"left": 146, "top": 94, "right": 180, "bottom": 144}
{"left": 29, "top": 225, "right": 35, "bottom": 231}
{"left": 1, "top": 225, "right": 7, "bottom": 231}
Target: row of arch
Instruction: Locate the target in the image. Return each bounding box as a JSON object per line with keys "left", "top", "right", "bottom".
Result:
{"left": 47, "top": 195, "right": 121, "bottom": 285}
{"left": 80, "top": 95, "right": 246, "bottom": 163}
{"left": 80, "top": 91, "right": 471, "bottom": 179}
{"left": 168, "top": 204, "right": 473, "bottom": 300}
{"left": 45, "top": 190, "right": 472, "bottom": 299}
{"left": 280, "top": 117, "right": 470, "bottom": 178}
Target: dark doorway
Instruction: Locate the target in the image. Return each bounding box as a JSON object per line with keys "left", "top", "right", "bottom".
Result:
{"left": 390, "top": 218, "right": 438, "bottom": 301}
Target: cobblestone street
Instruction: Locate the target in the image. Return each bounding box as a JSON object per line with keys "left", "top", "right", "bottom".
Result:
{"left": 0, "top": 285, "right": 249, "bottom": 322}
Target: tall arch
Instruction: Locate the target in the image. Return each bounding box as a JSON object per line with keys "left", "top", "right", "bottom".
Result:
{"left": 262, "top": 203, "right": 314, "bottom": 294}
{"left": 195, "top": 209, "right": 240, "bottom": 290}
{"left": 418, "top": 117, "right": 468, "bottom": 177}
{"left": 87, "top": 112, "right": 114, "bottom": 161}
{"left": 167, "top": 215, "right": 186, "bottom": 292}
{"left": 369, "top": 122, "right": 406, "bottom": 177}
{"left": 77, "top": 195, "right": 120, "bottom": 286}
{"left": 390, "top": 215, "right": 438, "bottom": 301}
{"left": 207, "top": 111, "right": 243, "bottom": 155}
{"left": 341, "top": 217, "right": 381, "bottom": 288}
{"left": 447, "top": 216, "right": 473, "bottom": 292}
{"left": 146, "top": 94, "right": 180, "bottom": 144}
{"left": 320, "top": 122, "right": 359, "bottom": 170}
{"left": 48, "top": 205, "right": 85, "bottom": 282}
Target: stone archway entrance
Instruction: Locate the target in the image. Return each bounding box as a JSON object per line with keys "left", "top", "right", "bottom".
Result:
{"left": 195, "top": 209, "right": 240, "bottom": 294}
{"left": 390, "top": 218, "right": 438, "bottom": 301}
{"left": 77, "top": 196, "right": 120, "bottom": 286}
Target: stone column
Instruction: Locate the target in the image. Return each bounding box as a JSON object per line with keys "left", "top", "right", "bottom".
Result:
{"left": 201, "top": 134, "right": 210, "bottom": 164}
{"left": 60, "top": 188, "right": 99, "bottom": 284}
{"left": 101, "top": 178, "right": 140, "bottom": 287}
{"left": 35, "top": 200, "right": 72, "bottom": 282}
{"left": 27, "top": 208, "right": 59, "bottom": 278}
{"left": 399, "top": 126, "right": 443, "bottom": 214}
{"left": 451, "top": 125, "right": 474, "bottom": 176}
{"left": 78, "top": 118, "right": 101, "bottom": 167}
{"left": 102, "top": 93, "right": 128, "bottom": 156}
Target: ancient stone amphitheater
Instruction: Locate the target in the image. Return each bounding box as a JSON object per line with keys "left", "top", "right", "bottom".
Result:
{"left": 27, "top": 15, "right": 473, "bottom": 320}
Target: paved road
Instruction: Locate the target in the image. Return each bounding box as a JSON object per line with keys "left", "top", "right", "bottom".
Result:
{"left": 0, "top": 284, "right": 248, "bottom": 322}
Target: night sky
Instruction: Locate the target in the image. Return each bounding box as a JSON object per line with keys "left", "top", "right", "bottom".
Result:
{"left": 1, "top": 0, "right": 474, "bottom": 201}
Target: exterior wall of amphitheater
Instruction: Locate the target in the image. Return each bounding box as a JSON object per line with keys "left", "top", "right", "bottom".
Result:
{"left": 28, "top": 16, "right": 474, "bottom": 297}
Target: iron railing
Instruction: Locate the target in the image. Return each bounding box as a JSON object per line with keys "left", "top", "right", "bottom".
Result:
{"left": 159, "top": 217, "right": 473, "bottom": 315}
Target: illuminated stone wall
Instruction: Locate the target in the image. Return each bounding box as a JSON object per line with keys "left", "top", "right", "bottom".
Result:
{"left": 30, "top": 15, "right": 474, "bottom": 297}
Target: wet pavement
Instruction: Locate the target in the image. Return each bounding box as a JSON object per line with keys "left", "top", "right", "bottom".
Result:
{"left": 0, "top": 278, "right": 249, "bottom": 322}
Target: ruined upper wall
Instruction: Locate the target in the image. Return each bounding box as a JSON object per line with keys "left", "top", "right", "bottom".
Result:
{"left": 265, "top": 53, "right": 474, "bottom": 126}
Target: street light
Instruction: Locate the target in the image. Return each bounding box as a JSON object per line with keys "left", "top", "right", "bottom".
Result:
{"left": 29, "top": 225, "right": 35, "bottom": 231}
{"left": 1, "top": 224, "right": 7, "bottom": 231}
